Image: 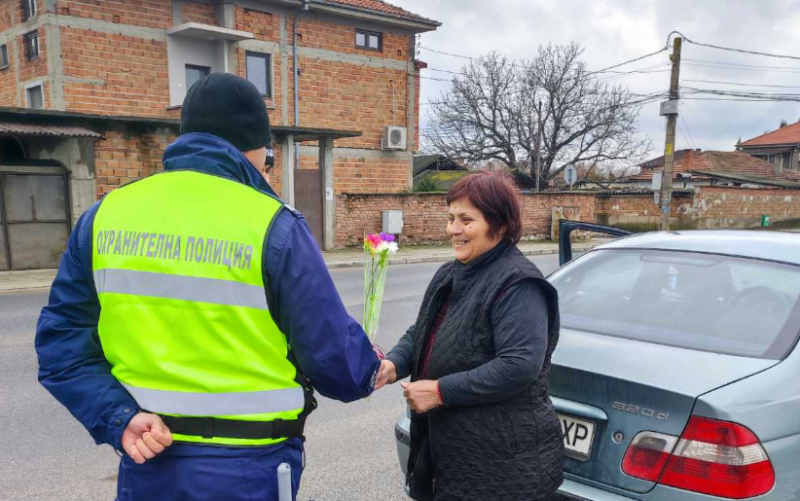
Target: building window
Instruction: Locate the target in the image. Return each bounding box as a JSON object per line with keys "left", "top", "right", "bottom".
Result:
{"left": 24, "top": 31, "right": 39, "bottom": 60}
{"left": 246, "top": 52, "right": 272, "bottom": 98}
{"left": 26, "top": 84, "right": 43, "bottom": 109}
{"left": 0, "top": 45, "right": 9, "bottom": 70}
{"left": 22, "top": 0, "right": 36, "bottom": 21}
{"left": 185, "top": 64, "right": 210, "bottom": 91}
{"left": 356, "top": 29, "right": 382, "bottom": 51}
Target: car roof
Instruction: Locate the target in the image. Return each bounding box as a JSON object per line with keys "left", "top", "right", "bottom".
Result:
{"left": 596, "top": 230, "right": 800, "bottom": 265}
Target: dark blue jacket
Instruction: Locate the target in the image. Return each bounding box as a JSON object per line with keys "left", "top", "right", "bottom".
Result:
{"left": 35, "top": 133, "right": 379, "bottom": 453}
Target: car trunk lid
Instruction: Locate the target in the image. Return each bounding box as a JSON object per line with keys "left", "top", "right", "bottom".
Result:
{"left": 549, "top": 328, "right": 777, "bottom": 493}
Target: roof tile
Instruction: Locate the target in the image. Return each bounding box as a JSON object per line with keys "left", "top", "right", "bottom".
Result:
{"left": 630, "top": 150, "right": 800, "bottom": 182}
{"left": 321, "top": 0, "right": 438, "bottom": 24}
{"left": 740, "top": 121, "right": 800, "bottom": 147}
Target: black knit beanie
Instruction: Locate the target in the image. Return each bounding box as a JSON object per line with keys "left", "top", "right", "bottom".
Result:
{"left": 180, "top": 73, "right": 271, "bottom": 152}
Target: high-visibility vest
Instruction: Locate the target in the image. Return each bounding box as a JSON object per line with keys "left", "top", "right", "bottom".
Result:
{"left": 92, "top": 170, "right": 305, "bottom": 446}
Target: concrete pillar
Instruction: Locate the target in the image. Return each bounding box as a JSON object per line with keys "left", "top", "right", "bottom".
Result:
{"left": 320, "top": 136, "right": 335, "bottom": 250}
{"left": 281, "top": 135, "right": 295, "bottom": 207}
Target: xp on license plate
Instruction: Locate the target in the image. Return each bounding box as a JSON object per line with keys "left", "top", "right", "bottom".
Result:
{"left": 559, "top": 414, "right": 596, "bottom": 461}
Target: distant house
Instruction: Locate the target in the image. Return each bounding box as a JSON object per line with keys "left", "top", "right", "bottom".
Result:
{"left": 737, "top": 121, "right": 800, "bottom": 173}
{"left": 413, "top": 155, "right": 469, "bottom": 190}
{"left": 628, "top": 149, "right": 800, "bottom": 189}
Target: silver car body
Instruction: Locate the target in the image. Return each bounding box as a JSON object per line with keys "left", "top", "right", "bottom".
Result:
{"left": 395, "top": 231, "right": 800, "bottom": 500}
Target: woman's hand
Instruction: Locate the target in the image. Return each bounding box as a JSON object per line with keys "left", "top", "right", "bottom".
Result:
{"left": 401, "top": 380, "right": 443, "bottom": 413}
{"left": 375, "top": 359, "right": 397, "bottom": 390}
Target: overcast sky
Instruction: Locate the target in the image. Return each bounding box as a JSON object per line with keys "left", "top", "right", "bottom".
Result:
{"left": 398, "top": 0, "right": 800, "bottom": 160}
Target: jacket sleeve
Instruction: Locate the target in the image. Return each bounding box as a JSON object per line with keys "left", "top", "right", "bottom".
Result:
{"left": 264, "top": 209, "right": 380, "bottom": 402}
{"left": 386, "top": 325, "right": 416, "bottom": 381}
{"left": 35, "top": 202, "right": 140, "bottom": 451}
{"left": 437, "top": 280, "right": 549, "bottom": 407}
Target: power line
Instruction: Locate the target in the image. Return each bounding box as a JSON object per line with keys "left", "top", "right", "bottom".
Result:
{"left": 677, "top": 33, "right": 800, "bottom": 62}
{"left": 683, "top": 61, "right": 800, "bottom": 74}
{"left": 418, "top": 44, "right": 670, "bottom": 76}
{"left": 683, "top": 58, "right": 800, "bottom": 71}
{"left": 680, "top": 112, "right": 697, "bottom": 150}
{"left": 683, "top": 78, "right": 800, "bottom": 89}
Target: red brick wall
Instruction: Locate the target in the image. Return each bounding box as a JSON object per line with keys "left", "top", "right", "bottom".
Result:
{"left": 61, "top": 27, "right": 169, "bottom": 115}
{"left": 692, "top": 187, "right": 800, "bottom": 229}
{"left": 238, "top": 6, "right": 279, "bottom": 42}
{"left": 1, "top": 0, "right": 14, "bottom": 31}
{"left": 293, "top": 15, "right": 409, "bottom": 62}
{"left": 336, "top": 192, "right": 596, "bottom": 247}
{"left": 181, "top": 1, "right": 217, "bottom": 26}
{"left": 296, "top": 60, "right": 407, "bottom": 149}
{"left": 94, "top": 126, "right": 176, "bottom": 197}
{"left": 595, "top": 192, "right": 693, "bottom": 230}
{"left": 17, "top": 26, "right": 49, "bottom": 107}
{"left": 333, "top": 154, "right": 410, "bottom": 193}
{"left": 56, "top": 0, "right": 173, "bottom": 29}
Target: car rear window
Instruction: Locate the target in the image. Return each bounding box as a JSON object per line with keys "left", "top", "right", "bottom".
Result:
{"left": 549, "top": 249, "right": 800, "bottom": 359}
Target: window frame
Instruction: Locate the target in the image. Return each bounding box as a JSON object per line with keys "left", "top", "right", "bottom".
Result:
{"left": 23, "top": 30, "right": 39, "bottom": 61}
{"left": 0, "top": 44, "right": 9, "bottom": 70}
{"left": 355, "top": 29, "right": 382, "bottom": 52}
{"left": 25, "top": 82, "right": 44, "bottom": 110}
{"left": 184, "top": 64, "right": 211, "bottom": 92}
{"left": 245, "top": 51, "right": 273, "bottom": 99}
{"left": 22, "top": 0, "right": 37, "bottom": 22}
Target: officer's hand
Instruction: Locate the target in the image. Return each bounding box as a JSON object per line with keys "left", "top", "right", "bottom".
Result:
{"left": 375, "top": 359, "right": 396, "bottom": 391}
{"left": 121, "top": 412, "right": 173, "bottom": 464}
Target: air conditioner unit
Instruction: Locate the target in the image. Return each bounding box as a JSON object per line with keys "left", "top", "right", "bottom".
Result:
{"left": 382, "top": 126, "right": 407, "bottom": 150}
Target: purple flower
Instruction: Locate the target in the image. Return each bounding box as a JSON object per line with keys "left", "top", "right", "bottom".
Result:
{"left": 379, "top": 232, "right": 395, "bottom": 243}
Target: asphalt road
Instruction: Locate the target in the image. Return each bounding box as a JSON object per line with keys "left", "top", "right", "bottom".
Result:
{"left": 0, "top": 255, "right": 561, "bottom": 501}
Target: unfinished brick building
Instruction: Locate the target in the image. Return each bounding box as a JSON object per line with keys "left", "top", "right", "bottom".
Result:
{"left": 0, "top": 0, "right": 439, "bottom": 268}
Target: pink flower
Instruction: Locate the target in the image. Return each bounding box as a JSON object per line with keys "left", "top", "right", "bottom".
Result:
{"left": 367, "top": 234, "right": 382, "bottom": 250}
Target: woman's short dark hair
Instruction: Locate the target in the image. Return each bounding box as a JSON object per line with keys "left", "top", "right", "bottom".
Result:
{"left": 447, "top": 170, "right": 523, "bottom": 244}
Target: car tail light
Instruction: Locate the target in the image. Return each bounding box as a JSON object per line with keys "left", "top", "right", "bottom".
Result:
{"left": 622, "top": 432, "right": 678, "bottom": 481}
{"left": 623, "top": 417, "right": 775, "bottom": 499}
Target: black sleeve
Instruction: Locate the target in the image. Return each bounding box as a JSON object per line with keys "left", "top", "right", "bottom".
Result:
{"left": 438, "top": 281, "right": 549, "bottom": 407}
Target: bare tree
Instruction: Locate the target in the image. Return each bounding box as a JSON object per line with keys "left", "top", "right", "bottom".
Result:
{"left": 425, "top": 43, "right": 652, "bottom": 187}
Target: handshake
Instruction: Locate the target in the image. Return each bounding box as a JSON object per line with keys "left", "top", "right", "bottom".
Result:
{"left": 374, "top": 359, "right": 443, "bottom": 413}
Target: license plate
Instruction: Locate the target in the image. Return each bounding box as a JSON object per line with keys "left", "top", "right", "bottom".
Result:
{"left": 559, "top": 413, "right": 596, "bottom": 461}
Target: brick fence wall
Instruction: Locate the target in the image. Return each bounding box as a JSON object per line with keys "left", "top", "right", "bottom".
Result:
{"left": 595, "top": 191, "right": 696, "bottom": 231}
{"left": 336, "top": 187, "right": 800, "bottom": 248}
{"left": 336, "top": 192, "right": 596, "bottom": 247}
{"left": 692, "top": 187, "right": 800, "bottom": 229}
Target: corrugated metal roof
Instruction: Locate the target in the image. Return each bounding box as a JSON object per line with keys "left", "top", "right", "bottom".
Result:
{"left": 0, "top": 122, "right": 102, "bottom": 138}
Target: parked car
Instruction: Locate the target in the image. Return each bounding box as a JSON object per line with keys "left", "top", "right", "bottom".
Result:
{"left": 395, "top": 226, "right": 800, "bottom": 500}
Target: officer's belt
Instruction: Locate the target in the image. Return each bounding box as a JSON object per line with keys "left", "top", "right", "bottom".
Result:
{"left": 158, "top": 414, "right": 307, "bottom": 440}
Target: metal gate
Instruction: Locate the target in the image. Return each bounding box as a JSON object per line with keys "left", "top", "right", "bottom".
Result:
{"left": 0, "top": 164, "right": 71, "bottom": 270}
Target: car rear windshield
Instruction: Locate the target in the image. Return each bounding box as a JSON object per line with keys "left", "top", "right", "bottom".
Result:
{"left": 549, "top": 249, "right": 800, "bottom": 360}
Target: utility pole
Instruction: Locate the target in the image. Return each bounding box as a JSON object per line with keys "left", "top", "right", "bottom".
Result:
{"left": 535, "top": 100, "right": 543, "bottom": 193}
{"left": 660, "top": 37, "right": 682, "bottom": 231}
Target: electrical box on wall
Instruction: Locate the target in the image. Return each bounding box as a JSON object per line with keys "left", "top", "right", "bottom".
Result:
{"left": 382, "top": 210, "right": 404, "bottom": 234}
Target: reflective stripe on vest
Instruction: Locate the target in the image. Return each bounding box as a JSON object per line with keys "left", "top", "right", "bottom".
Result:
{"left": 121, "top": 384, "right": 305, "bottom": 416}
{"left": 92, "top": 170, "right": 302, "bottom": 446}
{"left": 94, "top": 268, "right": 269, "bottom": 310}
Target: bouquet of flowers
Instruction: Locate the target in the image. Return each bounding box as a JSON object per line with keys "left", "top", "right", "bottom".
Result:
{"left": 363, "top": 232, "right": 399, "bottom": 343}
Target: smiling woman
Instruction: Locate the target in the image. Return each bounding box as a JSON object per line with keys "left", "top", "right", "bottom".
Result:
{"left": 378, "top": 170, "right": 564, "bottom": 501}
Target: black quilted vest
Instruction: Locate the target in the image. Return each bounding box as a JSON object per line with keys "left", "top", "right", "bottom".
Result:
{"left": 408, "top": 242, "right": 564, "bottom": 501}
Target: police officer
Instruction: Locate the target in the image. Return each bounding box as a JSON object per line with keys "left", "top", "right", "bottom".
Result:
{"left": 36, "top": 73, "right": 382, "bottom": 500}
